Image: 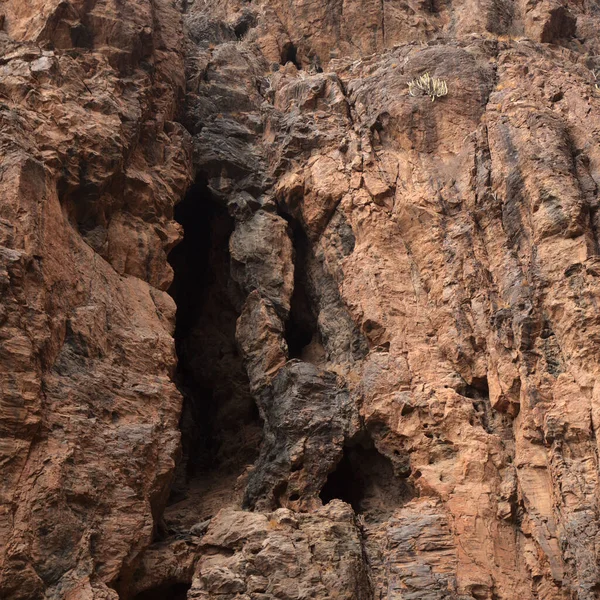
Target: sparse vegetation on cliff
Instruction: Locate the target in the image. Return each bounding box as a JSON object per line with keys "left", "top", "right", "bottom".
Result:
{"left": 408, "top": 72, "right": 448, "bottom": 101}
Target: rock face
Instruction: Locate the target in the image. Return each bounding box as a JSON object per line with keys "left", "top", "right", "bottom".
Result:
{"left": 3, "top": 0, "right": 600, "bottom": 598}
{"left": 0, "top": 1, "right": 192, "bottom": 599}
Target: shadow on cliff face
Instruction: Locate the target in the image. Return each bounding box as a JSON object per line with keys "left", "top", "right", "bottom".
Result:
{"left": 320, "top": 436, "right": 415, "bottom": 522}
{"left": 166, "top": 175, "right": 261, "bottom": 519}
{"left": 132, "top": 582, "right": 190, "bottom": 600}
{"left": 284, "top": 216, "right": 321, "bottom": 361}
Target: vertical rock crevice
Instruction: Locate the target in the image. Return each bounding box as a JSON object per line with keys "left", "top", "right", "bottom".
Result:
{"left": 165, "top": 175, "right": 262, "bottom": 528}
{"left": 280, "top": 210, "right": 368, "bottom": 367}
{"left": 282, "top": 215, "right": 322, "bottom": 362}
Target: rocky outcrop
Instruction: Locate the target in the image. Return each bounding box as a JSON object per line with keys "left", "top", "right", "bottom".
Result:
{"left": 4, "top": 0, "right": 600, "bottom": 598}
{"left": 188, "top": 502, "right": 371, "bottom": 600}
{"left": 0, "top": 1, "right": 192, "bottom": 598}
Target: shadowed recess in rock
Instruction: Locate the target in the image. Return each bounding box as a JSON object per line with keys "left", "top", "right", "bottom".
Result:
{"left": 320, "top": 436, "right": 415, "bottom": 522}
{"left": 280, "top": 41, "right": 302, "bottom": 69}
{"left": 132, "top": 582, "right": 191, "bottom": 600}
{"left": 278, "top": 209, "right": 367, "bottom": 366}
{"left": 462, "top": 375, "right": 508, "bottom": 434}
{"left": 283, "top": 215, "right": 320, "bottom": 360}
{"left": 167, "top": 175, "right": 261, "bottom": 514}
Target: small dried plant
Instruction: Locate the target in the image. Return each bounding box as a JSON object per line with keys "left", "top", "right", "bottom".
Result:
{"left": 594, "top": 69, "right": 600, "bottom": 91}
{"left": 408, "top": 72, "right": 448, "bottom": 101}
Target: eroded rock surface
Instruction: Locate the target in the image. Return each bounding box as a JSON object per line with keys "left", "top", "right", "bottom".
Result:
{"left": 0, "top": 1, "right": 192, "bottom": 598}
{"left": 3, "top": 0, "right": 600, "bottom": 598}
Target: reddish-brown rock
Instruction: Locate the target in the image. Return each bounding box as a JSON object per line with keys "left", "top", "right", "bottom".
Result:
{"left": 4, "top": 0, "right": 600, "bottom": 598}
{"left": 0, "top": 1, "right": 192, "bottom": 598}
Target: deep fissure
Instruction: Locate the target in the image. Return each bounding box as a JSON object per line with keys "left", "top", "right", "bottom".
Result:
{"left": 166, "top": 175, "right": 261, "bottom": 521}
{"left": 283, "top": 214, "right": 320, "bottom": 360}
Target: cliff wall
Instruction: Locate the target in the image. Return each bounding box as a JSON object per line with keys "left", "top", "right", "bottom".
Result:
{"left": 2, "top": 1, "right": 600, "bottom": 599}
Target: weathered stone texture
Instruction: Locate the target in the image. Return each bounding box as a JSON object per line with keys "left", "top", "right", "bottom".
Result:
{"left": 4, "top": 0, "right": 600, "bottom": 598}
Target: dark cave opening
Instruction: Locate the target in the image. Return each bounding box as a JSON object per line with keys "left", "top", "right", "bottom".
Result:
{"left": 462, "top": 376, "right": 489, "bottom": 400}
{"left": 132, "top": 582, "right": 191, "bottom": 600}
{"left": 462, "top": 376, "right": 493, "bottom": 433}
{"left": 167, "top": 175, "right": 261, "bottom": 506}
{"left": 319, "top": 450, "right": 364, "bottom": 512}
{"left": 280, "top": 42, "right": 302, "bottom": 69}
{"left": 282, "top": 214, "right": 320, "bottom": 360}
{"left": 461, "top": 375, "right": 513, "bottom": 435}
{"left": 320, "top": 439, "right": 415, "bottom": 521}
{"left": 540, "top": 6, "right": 576, "bottom": 44}
{"left": 422, "top": 0, "right": 440, "bottom": 13}
{"left": 169, "top": 176, "right": 214, "bottom": 342}
{"left": 233, "top": 12, "right": 257, "bottom": 40}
